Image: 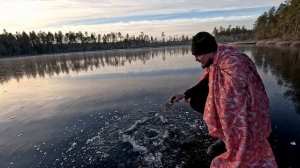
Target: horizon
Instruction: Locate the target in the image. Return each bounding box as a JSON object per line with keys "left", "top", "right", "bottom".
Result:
{"left": 1, "top": 0, "right": 284, "bottom": 37}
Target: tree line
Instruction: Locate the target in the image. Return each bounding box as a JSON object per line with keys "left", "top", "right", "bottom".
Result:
{"left": 213, "top": 0, "right": 300, "bottom": 41}
{"left": 0, "top": 30, "right": 190, "bottom": 57}
{"left": 253, "top": 0, "right": 300, "bottom": 40}
{"left": 212, "top": 25, "right": 253, "bottom": 42}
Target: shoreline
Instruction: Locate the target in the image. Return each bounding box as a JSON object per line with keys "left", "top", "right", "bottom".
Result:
{"left": 227, "top": 39, "right": 300, "bottom": 48}
{"left": 0, "top": 44, "right": 190, "bottom": 60}
{"left": 1, "top": 40, "right": 299, "bottom": 60}
{"left": 256, "top": 39, "right": 300, "bottom": 48}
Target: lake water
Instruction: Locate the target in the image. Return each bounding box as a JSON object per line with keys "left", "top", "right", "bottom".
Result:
{"left": 0, "top": 46, "right": 299, "bottom": 168}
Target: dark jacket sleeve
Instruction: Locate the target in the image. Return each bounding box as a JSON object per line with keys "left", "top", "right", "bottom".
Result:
{"left": 184, "top": 77, "right": 209, "bottom": 113}
{"left": 184, "top": 77, "right": 209, "bottom": 99}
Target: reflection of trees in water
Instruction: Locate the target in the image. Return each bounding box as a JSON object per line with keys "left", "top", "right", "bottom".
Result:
{"left": 0, "top": 46, "right": 190, "bottom": 84}
{"left": 250, "top": 46, "right": 300, "bottom": 114}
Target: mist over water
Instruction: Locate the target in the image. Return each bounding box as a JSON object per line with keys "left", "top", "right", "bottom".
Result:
{"left": 0, "top": 46, "right": 299, "bottom": 167}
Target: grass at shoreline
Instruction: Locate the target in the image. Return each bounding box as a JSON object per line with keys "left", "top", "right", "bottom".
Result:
{"left": 256, "top": 39, "right": 300, "bottom": 48}
{"left": 227, "top": 39, "right": 300, "bottom": 48}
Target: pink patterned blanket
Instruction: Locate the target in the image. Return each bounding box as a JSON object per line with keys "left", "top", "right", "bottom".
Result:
{"left": 201, "top": 45, "right": 277, "bottom": 168}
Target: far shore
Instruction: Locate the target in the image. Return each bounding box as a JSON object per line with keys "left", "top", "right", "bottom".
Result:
{"left": 1, "top": 40, "right": 300, "bottom": 59}
{"left": 227, "top": 39, "right": 300, "bottom": 48}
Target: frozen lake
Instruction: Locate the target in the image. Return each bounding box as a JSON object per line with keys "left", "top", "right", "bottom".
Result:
{"left": 0, "top": 46, "right": 299, "bottom": 167}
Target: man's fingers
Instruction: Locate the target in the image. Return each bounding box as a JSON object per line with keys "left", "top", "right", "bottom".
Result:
{"left": 170, "top": 96, "right": 177, "bottom": 103}
{"left": 170, "top": 94, "right": 184, "bottom": 103}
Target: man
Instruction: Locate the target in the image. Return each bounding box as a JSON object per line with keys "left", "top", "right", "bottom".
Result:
{"left": 170, "top": 32, "right": 277, "bottom": 167}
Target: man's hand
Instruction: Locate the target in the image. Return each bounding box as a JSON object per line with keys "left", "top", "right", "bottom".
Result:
{"left": 170, "top": 94, "right": 185, "bottom": 103}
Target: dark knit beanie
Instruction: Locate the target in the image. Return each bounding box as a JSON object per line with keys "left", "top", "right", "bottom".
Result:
{"left": 191, "top": 32, "right": 218, "bottom": 56}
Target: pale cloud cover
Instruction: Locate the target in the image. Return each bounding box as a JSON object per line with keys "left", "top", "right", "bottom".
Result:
{"left": 0, "top": 0, "right": 284, "bottom": 37}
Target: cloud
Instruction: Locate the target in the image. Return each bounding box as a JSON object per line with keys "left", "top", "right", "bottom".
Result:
{"left": 54, "top": 7, "right": 267, "bottom": 26}
{"left": 43, "top": 15, "right": 258, "bottom": 38}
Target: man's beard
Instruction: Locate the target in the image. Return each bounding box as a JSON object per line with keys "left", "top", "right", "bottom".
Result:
{"left": 201, "top": 58, "right": 214, "bottom": 69}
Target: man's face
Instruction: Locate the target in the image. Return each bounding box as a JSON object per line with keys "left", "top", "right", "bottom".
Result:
{"left": 195, "top": 53, "right": 214, "bottom": 68}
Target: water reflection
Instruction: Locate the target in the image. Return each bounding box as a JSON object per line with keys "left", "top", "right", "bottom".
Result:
{"left": 250, "top": 46, "right": 300, "bottom": 114}
{"left": 1, "top": 45, "right": 300, "bottom": 111}
{"left": 0, "top": 46, "right": 190, "bottom": 84}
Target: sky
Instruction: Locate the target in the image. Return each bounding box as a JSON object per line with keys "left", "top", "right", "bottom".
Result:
{"left": 0, "top": 0, "right": 284, "bottom": 38}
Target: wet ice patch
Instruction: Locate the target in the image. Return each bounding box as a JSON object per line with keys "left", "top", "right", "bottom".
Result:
{"left": 158, "top": 114, "right": 168, "bottom": 123}
{"left": 144, "top": 152, "right": 163, "bottom": 167}
{"left": 124, "top": 117, "right": 149, "bottom": 133}
{"left": 66, "top": 142, "right": 77, "bottom": 153}
{"left": 60, "top": 104, "right": 212, "bottom": 167}
{"left": 122, "top": 134, "right": 147, "bottom": 154}
{"left": 144, "top": 128, "right": 160, "bottom": 139}
{"left": 86, "top": 135, "right": 101, "bottom": 144}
